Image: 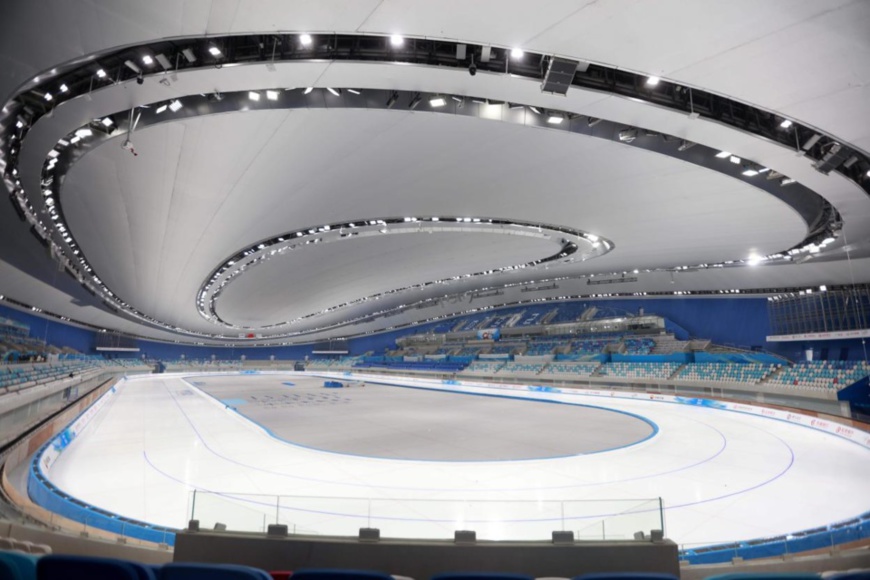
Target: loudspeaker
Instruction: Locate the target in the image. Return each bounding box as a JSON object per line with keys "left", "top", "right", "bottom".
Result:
{"left": 213, "top": 522, "right": 227, "bottom": 532}
{"left": 359, "top": 528, "right": 380, "bottom": 541}
{"left": 650, "top": 529, "right": 664, "bottom": 542}
{"left": 552, "top": 531, "right": 575, "bottom": 544}
{"left": 187, "top": 520, "right": 200, "bottom": 532}
{"left": 267, "top": 524, "right": 288, "bottom": 537}
{"left": 454, "top": 530, "right": 476, "bottom": 543}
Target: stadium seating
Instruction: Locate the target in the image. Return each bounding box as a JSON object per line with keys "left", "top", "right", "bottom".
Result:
{"left": 540, "top": 361, "right": 601, "bottom": 379}
{"left": 766, "top": 361, "right": 870, "bottom": 391}
{"left": 598, "top": 362, "right": 681, "bottom": 380}
{"left": 673, "top": 363, "right": 777, "bottom": 385}
{"left": 459, "top": 361, "right": 506, "bottom": 376}
{"left": 496, "top": 362, "right": 545, "bottom": 377}
{"left": 622, "top": 337, "right": 655, "bottom": 355}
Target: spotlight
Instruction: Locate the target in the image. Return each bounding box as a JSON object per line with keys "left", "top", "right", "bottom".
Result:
{"left": 386, "top": 91, "right": 399, "bottom": 108}
{"left": 742, "top": 168, "right": 758, "bottom": 176}
{"left": 101, "top": 117, "right": 113, "bottom": 127}
{"left": 618, "top": 128, "right": 637, "bottom": 142}
{"left": 303, "top": 87, "right": 313, "bottom": 94}
{"left": 208, "top": 45, "right": 222, "bottom": 57}
{"left": 59, "top": 84, "right": 69, "bottom": 93}
{"left": 390, "top": 34, "right": 404, "bottom": 47}
{"left": 715, "top": 151, "right": 731, "bottom": 158}
{"left": 266, "top": 90, "right": 279, "bottom": 101}
{"left": 168, "top": 99, "right": 183, "bottom": 112}
{"left": 780, "top": 119, "right": 793, "bottom": 129}
{"left": 429, "top": 96, "right": 446, "bottom": 107}
{"left": 43, "top": 92, "right": 52, "bottom": 102}
{"left": 529, "top": 106, "right": 541, "bottom": 114}
{"left": 155, "top": 104, "right": 168, "bottom": 114}
{"left": 248, "top": 91, "right": 260, "bottom": 101}
{"left": 347, "top": 89, "right": 361, "bottom": 95}
{"left": 300, "top": 34, "right": 312, "bottom": 46}
{"left": 646, "top": 76, "right": 660, "bottom": 86}
{"left": 547, "top": 114, "right": 564, "bottom": 125}
{"left": 74, "top": 128, "right": 93, "bottom": 138}
{"left": 729, "top": 155, "right": 741, "bottom": 164}
{"left": 142, "top": 55, "right": 154, "bottom": 66}
{"left": 511, "top": 48, "right": 524, "bottom": 59}
{"left": 326, "top": 87, "right": 340, "bottom": 96}
{"left": 95, "top": 69, "right": 107, "bottom": 78}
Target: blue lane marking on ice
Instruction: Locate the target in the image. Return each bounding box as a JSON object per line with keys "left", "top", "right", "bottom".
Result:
{"left": 282, "top": 382, "right": 296, "bottom": 387}
{"left": 220, "top": 398, "right": 248, "bottom": 407}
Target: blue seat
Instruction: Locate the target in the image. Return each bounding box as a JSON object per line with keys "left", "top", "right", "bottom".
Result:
{"left": 0, "top": 551, "right": 39, "bottom": 580}
{"left": 159, "top": 563, "right": 271, "bottom": 580}
{"left": 431, "top": 574, "right": 533, "bottom": 580}
{"left": 37, "top": 555, "right": 155, "bottom": 580}
{"left": 573, "top": 575, "right": 678, "bottom": 580}
{"left": 291, "top": 570, "right": 394, "bottom": 580}
{"left": 703, "top": 575, "right": 821, "bottom": 580}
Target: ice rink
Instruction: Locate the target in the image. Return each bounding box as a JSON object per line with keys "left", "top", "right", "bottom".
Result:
{"left": 42, "top": 372, "right": 870, "bottom": 548}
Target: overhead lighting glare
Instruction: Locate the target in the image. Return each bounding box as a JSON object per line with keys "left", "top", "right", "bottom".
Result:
{"left": 715, "top": 151, "right": 731, "bottom": 158}
{"left": 303, "top": 87, "right": 313, "bottom": 95}
{"left": 300, "top": 34, "right": 312, "bottom": 46}
{"left": 142, "top": 55, "right": 154, "bottom": 66}
{"left": 208, "top": 46, "right": 222, "bottom": 57}
{"left": 780, "top": 119, "right": 793, "bottom": 129}
{"left": 265, "top": 90, "right": 279, "bottom": 100}
{"left": 429, "top": 96, "right": 446, "bottom": 107}
{"left": 169, "top": 99, "right": 183, "bottom": 112}
{"left": 511, "top": 48, "right": 524, "bottom": 59}
{"left": 248, "top": 91, "right": 261, "bottom": 101}
{"left": 326, "top": 87, "right": 340, "bottom": 96}
{"left": 390, "top": 34, "right": 404, "bottom": 47}
{"left": 547, "top": 115, "right": 564, "bottom": 125}
{"left": 646, "top": 76, "right": 660, "bottom": 86}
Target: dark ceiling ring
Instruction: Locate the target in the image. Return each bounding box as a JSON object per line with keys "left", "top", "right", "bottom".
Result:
{"left": 198, "top": 217, "right": 612, "bottom": 335}
{"left": 6, "top": 87, "right": 844, "bottom": 340}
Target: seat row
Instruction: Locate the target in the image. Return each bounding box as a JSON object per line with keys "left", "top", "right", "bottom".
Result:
{"left": 4, "top": 553, "right": 866, "bottom": 580}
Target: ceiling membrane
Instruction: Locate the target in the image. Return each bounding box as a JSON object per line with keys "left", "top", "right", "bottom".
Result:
{"left": 0, "top": 1, "right": 868, "bottom": 343}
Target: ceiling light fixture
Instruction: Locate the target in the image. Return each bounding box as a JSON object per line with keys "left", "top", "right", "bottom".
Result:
{"left": 715, "top": 151, "right": 731, "bottom": 158}
{"left": 429, "top": 96, "right": 446, "bottom": 107}
{"left": 511, "top": 48, "right": 524, "bottom": 59}
{"left": 142, "top": 55, "right": 154, "bottom": 66}
{"left": 390, "top": 34, "right": 404, "bottom": 47}
{"left": 300, "top": 34, "right": 312, "bottom": 46}
{"left": 182, "top": 48, "right": 196, "bottom": 63}
{"left": 646, "top": 76, "right": 660, "bottom": 86}
{"left": 124, "top": 60, "right": 141, "bottom": 74}
{"left": 265, "top": 90, "right": 279, "bottom": 100}
{"left": 208, "top": 46, "right": 222, "bottom": 56}
{"left": 95, "top": 69, "right": 107, "bottom": 78}
{"left": 248, "top": 91, "right": 260, "bottom": 101}
{"left": 326, "top": 87, "right": 340, "bottom": 96}
{"left": 780, "top": 119, "right": 793, "bottom": 129}
{"left": 169, "top": 99, "right": 183, "bottom": 112}
{"left": 347, "top": 89, "right": 361, "bottom": 95}
{"left": 303, "top": 87, "right": 313, "bottom": 94}
{"left": 547, "top": 115, "right": 564, "bottom": 124}
{"left": 59, "top": 84, "right": 68, "bottom": 93}
{"left": 729, "top": 155, "right": 741, "bottom": 164}
{"left": 155, "top": 104, "right": 168, "bottom": 114}
{"left": 618, "top": 128, "right": 637, "bottom": 142}
{"left": 742, "top": 168, "right": 758, "bottom": 176}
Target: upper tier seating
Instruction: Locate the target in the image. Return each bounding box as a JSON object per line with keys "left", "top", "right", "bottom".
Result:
{"left": 598, "top": 362, "right": 681, "bottom": 380}
{"left": 673, "top": 363, "right": 778, "bottom": 385}
{"left": 766, "top": 360, "right": 870, "bottom": 391}
{"left": 622, "top": 337, "right": 655, "bottom": 355}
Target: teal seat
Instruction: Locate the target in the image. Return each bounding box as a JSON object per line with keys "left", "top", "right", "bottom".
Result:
{"left": 0, "top": 550, "right": 39, "bottom": 580}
